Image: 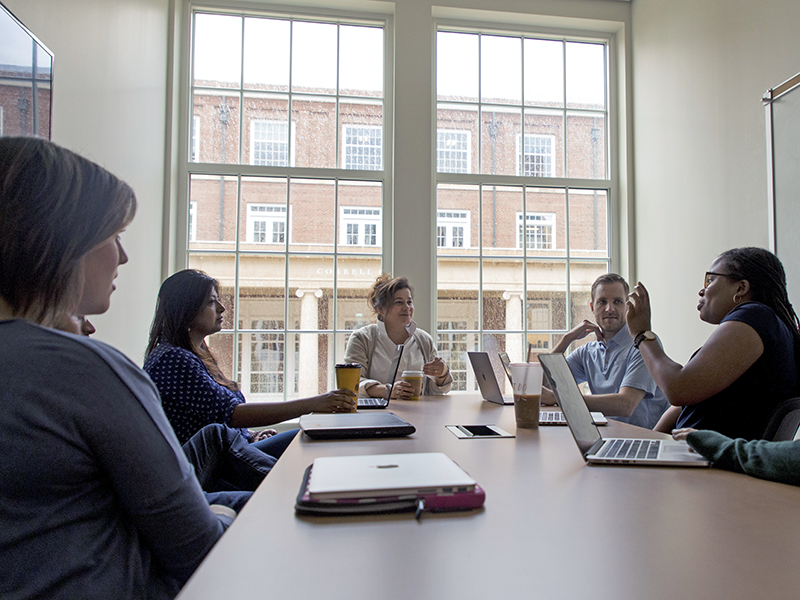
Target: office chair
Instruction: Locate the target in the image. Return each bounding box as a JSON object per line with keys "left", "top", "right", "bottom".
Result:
{"left": 762, "top": 397, "right": 800, "bottom": 441}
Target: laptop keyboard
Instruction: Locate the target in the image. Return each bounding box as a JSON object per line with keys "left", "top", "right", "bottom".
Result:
{"left": 539, "top": 411, "right": 566, "bottom": 424}
{"left": 358, "top": 398, "right": 385, "bottom": 407}
{"left": 597, "top": 438, "right": 661, "bottom": 460}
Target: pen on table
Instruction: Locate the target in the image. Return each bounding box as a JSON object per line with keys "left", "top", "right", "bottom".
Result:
{"left": 415, "top": 499, "right": 425, "bottom": 520}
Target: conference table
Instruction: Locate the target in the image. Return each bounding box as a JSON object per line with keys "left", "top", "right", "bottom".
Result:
{"left": 178, "top": 395, "right": 800, "bottom": 600}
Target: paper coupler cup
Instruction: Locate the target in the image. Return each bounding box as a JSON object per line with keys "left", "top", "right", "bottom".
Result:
{"left": 335, "top": 363, "right": 361, "bottom": 412}
{"left": 509, "top": 362, "right": 543, "bottom": 429}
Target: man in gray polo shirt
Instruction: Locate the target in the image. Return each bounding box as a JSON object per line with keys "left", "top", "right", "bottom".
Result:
{"left": 541, "top": 273, "right": 669, "bottom": 429}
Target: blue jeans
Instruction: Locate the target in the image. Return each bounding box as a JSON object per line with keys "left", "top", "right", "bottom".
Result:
{"left": 182, "top": 425, "right": 295, "bottom": 492}
{"left": 204, "top": 490, "right": 253, "bottom": 513}
{"left": 251, "top": 428, "right": 298, "bottom": 459}
{"left": 182, "top": 425, "right": 298, "bottom": 511}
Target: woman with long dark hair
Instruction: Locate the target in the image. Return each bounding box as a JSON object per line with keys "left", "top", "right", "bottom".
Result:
{"left": 627, "top": 247, "right": 800, "bottom": 439}
{"left": 0, "top": 137, "right": 229, "bottom": 599}
{"left": 144, "top": 269, "right": 355, "bottom": 448}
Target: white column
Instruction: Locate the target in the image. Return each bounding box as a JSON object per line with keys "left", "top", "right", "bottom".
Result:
{"left": 503, "top": 291, "right": 524, "bottom": 363}
{"left": 296, "top": 289, "right": 322, "bottom": 397}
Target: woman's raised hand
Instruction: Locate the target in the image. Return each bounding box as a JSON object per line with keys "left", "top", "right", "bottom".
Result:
{"left": 626, "top": 281, "right": 653, "bottom": 335}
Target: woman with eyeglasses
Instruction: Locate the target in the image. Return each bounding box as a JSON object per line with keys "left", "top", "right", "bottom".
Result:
{"left": 626, "top": 247, "right": 800, "bottom": 440}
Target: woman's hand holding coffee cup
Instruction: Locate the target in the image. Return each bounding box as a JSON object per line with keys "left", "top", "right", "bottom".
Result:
{"left": 391, "top": 379, "right": 415, "bottom": 400}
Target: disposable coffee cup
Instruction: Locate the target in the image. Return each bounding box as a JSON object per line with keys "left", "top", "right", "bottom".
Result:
{"left": 335, "top": 363, "right": 361, "bottom": 412}
{"left": 509, "top": 362, "right": 543, "bottom": 429}
{"left": 402, "top": 370, "right": 423, "bottom": 400}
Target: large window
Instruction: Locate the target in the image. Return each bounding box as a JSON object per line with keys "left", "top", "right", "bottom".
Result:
{"left": 435, "top": 29, "right": 612, "bottom": 386}
{"left": 185, "top": 10, "right": 388, "bottom": 402}
{"left": 180, "top": 9, "right": 621, "bottom": 399}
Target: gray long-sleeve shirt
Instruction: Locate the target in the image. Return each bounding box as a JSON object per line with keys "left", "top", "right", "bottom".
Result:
{"left": 0, "top": 320, "right": 229, "bottom": 599}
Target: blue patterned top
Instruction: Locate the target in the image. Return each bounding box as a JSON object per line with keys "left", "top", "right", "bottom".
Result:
{"left": 144, "top": 342, "right": 249, "bottom": 445}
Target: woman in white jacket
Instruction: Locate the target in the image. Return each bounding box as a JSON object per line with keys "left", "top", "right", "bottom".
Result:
{"left": 344, "top": 274, "right": 452, "bottom": 399}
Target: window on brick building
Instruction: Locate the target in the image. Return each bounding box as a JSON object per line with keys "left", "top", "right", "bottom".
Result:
{"left": 343, "top": 125, "right": 382, "bottom": 171}
{"left": 191, "top": 116, "right": 200, "bottom": 162}
{"left": 437, "top": 320, "right": 469, "bottom": 390}
{"left": 341, "top": 207, "right": 381, "bottom": 246}
{"left": 247, "top": 204, "right": 287, "bottom": 244}
{"left": 188, "top": 201, "right": 197, "bottom": 242}
{"left": 251, "top": 120, "right": 293, "bottom": 167}
{"left": 518, "top": 134, "right": 555, "bottom": 177}
{"left": 437, "top": 130, "right": 470, "bottom": 173}
{"left": 516, "top": 212, "right": 555, "bottom": 250}
{"left": 436, "top": 210, "right": 470, "bottom": 248}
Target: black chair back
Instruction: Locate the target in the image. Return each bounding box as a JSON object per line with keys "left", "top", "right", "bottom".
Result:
{"left": 762, "top": 397, "right": 800, "bottom": 441}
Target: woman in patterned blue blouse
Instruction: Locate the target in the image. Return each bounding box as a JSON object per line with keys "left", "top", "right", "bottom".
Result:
{"left": 144, "top": 270, "right": 355, "bottom": 451}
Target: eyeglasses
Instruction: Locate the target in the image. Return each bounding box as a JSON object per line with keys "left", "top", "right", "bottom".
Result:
{"left": 703, "top": 271, "right": 735, "bottom": 289}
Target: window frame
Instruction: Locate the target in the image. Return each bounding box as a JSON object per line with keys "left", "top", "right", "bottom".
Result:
{"left": 178, "top": 6, "right": 394, "bottom": 402}
{"left": 433, "top": 22, "right": 618, "bottom": 375}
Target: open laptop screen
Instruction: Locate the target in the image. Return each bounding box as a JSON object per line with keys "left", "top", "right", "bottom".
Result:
{"left": 538, "top": 353, "right": 603, "bottom": 457}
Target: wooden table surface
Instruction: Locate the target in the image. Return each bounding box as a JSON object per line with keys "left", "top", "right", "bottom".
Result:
{"left": 177, "top": 394, "right": 800, "bottom": 600}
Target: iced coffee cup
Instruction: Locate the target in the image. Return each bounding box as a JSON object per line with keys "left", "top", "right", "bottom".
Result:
{"left": 509, "top": 362, "right": 543, "bottom": 429}
{"left": 402, "top": 370, "right": 423, "bottom": 400}
{"left": 335, "top": 363, "right": 361, "bottom": 412}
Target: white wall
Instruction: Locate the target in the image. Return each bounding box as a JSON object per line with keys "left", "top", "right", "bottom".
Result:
{"left": 631, "top": 0, "right": 800, "bottom": 363}
{"left": 5, "top": 0, "right": 170, "bottom": 361}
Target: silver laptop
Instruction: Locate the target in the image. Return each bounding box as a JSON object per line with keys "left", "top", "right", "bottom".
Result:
{"left": 307, "top": 452, "right": 476, "bottom": 500}
{"left": 357, "top": 345, "right": 404, "bottom": 410}
{"left": 468, "top": 351, "right": 607, "bottom": 426}
{"left": 538, "top": 353, "right": 710, "bottom": 467}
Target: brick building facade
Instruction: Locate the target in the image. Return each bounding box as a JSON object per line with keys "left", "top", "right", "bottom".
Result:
{"left": 188, "top": 89, "right": 609, "bottom": 398}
